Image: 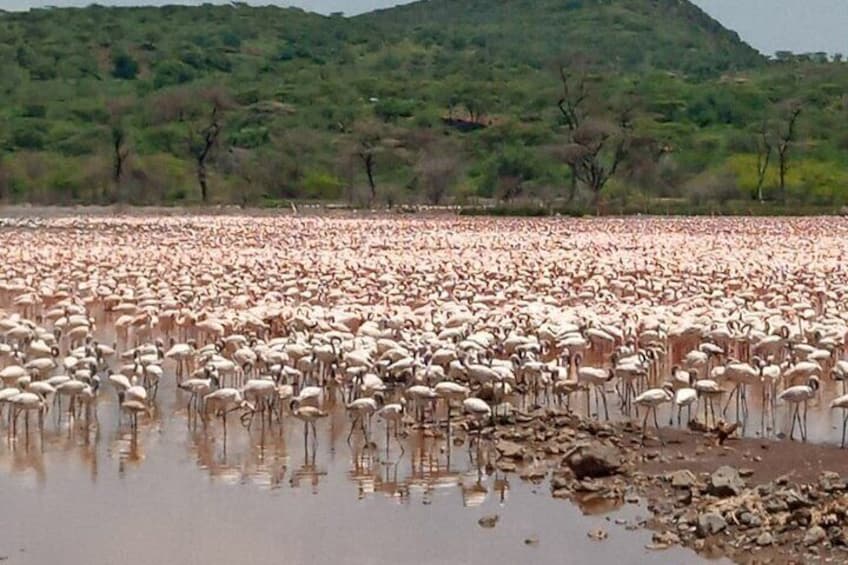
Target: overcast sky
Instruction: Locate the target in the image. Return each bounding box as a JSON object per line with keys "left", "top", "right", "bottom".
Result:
{"left": 2, "top": 0, "right": 846, "bottom": 55}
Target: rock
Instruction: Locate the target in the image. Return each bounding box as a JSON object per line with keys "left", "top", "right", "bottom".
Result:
{"left": 764, "top": 496, "right": 788, "bottom": 514}
{"left": 520, "top": 467, "right": 547, "bottom": 481}
{"left": 708, "top": 466, "right": 745, "bottom": 498}
{"left": 524, "top": 536, "right": 539, "bottom": 545}
{"left": 576, "top": 479, "right": 605, "bottom": 493}
{"left": 552, "top": 488, "right": 571, "bottom": 499}
{"left": 478, "top": 515, "right": 499, "bottom": 528}
{"left": 777, "top": 488, "right": 811, "bottom": 511}
{"left": 587, "top": 528, "right": 608, "bottom": 541}
{"left": 550, "top": 474, "right": 571, "bottom": 490}
{"left": 653, "top": 531, "right": 681, "bottom": 546}
{"left": 739, "top": 468, "right": 755, "bottom": 478}
{"left": 756, "top": 532, "right": 775, "bottom": 546}
{"left": 645, "top": 543, "right": 669, "bottom": 551}
{"left": 697, "top": 512, "right": 727, "bottom": 537}
{"left": 792, "top": 508, "right": 812, "bottom": 527}
{"left": 679, "top": 508, "right": 699, "bottom": 526}
{"left": 669, "top": 469, "right": 697, "bottom": 489}
{"left": 562, "top": 442, "right": 622, "bottom": 480}
{"left": 820, "top": 472, "right": 846, "bottom": 493}
{"left": 496, "top": 440, "right": 525, "bottom": 460}
{"left": 804, "top": 525, "right": 827, "bottom": 546}
{"left": 829, "top": 527, "right": 848, "bottom": 546}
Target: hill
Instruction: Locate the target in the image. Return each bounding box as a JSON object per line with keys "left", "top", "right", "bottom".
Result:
{"left": 359, "top": 0, "right": 764, "bottom": 75}
{"left": 0, "top": 1, "right": 845, "bottom": 211}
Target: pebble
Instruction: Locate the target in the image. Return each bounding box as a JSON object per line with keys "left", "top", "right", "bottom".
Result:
{"left": 756, "top": 531, "right": 775, "bottom": 546}
{"left": 587, "top": 528, "right": 608, "bottom": 541}
{"left": 478, "top": 515, "right": 499, "bottom": 529}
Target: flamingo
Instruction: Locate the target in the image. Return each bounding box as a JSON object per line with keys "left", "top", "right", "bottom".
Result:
{"left": 634, "top": 383, "right": 674, "bottom": 445}
{"left": 777, "top": 376, "right": 820, "bottom": 442}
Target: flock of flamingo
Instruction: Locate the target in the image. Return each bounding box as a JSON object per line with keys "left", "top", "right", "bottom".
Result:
{"left": 2, "top": 214, "right": 848, "bottom": 468}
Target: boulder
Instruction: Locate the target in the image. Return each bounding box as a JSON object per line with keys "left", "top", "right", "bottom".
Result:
{"left": 696, "top": 512, "right": 727, "bottom": 537}
{"left": 708, "top": 466, "right": 745, "bottom": 498}
{"left": 562, "top": 442, "right": 623, "bottom": 479}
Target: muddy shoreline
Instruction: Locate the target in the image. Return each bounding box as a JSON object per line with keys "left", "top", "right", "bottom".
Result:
{"left": 474, "top": 408, "right": 848, "bottom": 563}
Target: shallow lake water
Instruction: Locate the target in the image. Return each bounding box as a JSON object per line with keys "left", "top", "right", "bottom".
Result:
{"left": 0, "top": 371, "right": 713, "bottom": 565}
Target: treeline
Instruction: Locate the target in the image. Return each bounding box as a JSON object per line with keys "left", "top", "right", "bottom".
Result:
{"left": 1, "top": 3, "right": 848, "bottom": 211}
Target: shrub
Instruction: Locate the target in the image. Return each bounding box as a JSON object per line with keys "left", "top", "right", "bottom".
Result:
{"left": 112, "top": 51, "right": 139, "bottom": 80}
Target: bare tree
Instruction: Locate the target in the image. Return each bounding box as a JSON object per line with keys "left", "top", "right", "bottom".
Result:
{"left": 556, "top": 62, "right": 589, "bottom": 202}
{"left": 775, "top": 102, "right": 802, "bottom": 204}
{"left": 349, "top": 121, "right": 388, "bottom": 208}
{"left": 496, "top": 175, "right": 525, "bottom": 202}
{"left": 111, "top": 126, "right": 129, "bottom": 186}
{"left": 622, "top": 135, "right": 672, "bottom": 192}
{"left": 411, "top": 134, "right": 462, "bottom": 206}
{"left": 754, "top": 119, "right": 772, "bottom": 202}
{"left": 150, "top": 87, "right": 193, "bottom": 124}
{"left": 416, "top": 154, "right": 460, "bottom": 205}
{"left": 187, "top": 105, "right": 223, "bottom": 203}
{"left": 107, "top": 97, "right": 134, "bottom": 202}
{"left": 219, "top": 147, "right": 263, "bottom": 207}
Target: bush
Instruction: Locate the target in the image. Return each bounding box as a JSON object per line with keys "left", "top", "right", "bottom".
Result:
{"left": 684, "top": 168, "right": 743, "bottom": 205}
{"left": 153, "top": 61, "right": 196, "bottom": 88}
{"left": 112, "top": 51, "right": 139, "bottom": 80}
{"left": 302, "top": 171, "right": 343, "bottom": 199}
{"left": 11, "top": 123, "right": 47, "bottom": 150}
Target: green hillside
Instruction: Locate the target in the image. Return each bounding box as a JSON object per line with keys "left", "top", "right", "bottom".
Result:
{"left": 360, "top": 0, "right": 763, "bottom": 75}
{"left": 0, "top": 1, "right": 844, "bottom": 211}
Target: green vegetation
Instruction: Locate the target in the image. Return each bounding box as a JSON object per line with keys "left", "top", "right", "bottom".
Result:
{"left": 0, "top": 0, "right": 847, "bottom": 212}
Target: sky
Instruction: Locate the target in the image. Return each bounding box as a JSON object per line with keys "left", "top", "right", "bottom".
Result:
{"left": 2, "top": 0, "right": 847, "bottom": 56}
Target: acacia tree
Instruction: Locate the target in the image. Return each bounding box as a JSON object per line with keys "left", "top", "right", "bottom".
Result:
{"left": 560, "top": 112, "right": 632, "bottom": 213}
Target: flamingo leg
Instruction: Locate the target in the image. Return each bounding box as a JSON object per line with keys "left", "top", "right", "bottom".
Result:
{"left": 841, "top": 412, "right": 848, "bottom": 449}
{"left": 652, "top": 406, "right": 664, "bottom": 446}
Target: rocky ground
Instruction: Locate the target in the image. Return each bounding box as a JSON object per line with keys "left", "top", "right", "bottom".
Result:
{"left": 470, "top": 408, "right": 848, "bottom": 564}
